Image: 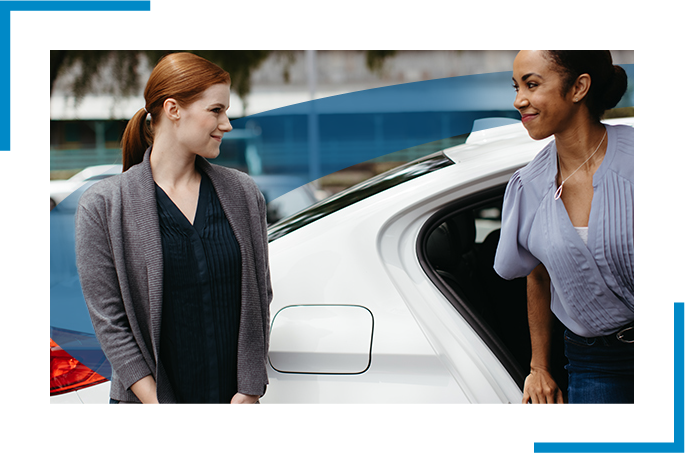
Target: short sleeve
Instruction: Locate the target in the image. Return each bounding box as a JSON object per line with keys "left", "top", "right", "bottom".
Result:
{"left": 493, "top": 171, "right": 541, "bottom": 280}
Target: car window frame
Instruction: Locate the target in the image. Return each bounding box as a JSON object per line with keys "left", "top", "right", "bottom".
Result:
{"left": 416, "top": 183, "right": 528, "bottom": 388}
{"left": 268, "top": 153, "right": 454, "bottom": 241}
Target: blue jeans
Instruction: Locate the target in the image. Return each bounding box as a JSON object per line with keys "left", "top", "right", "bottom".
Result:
{"left": 564, "top": 329, "right": 634, "bottom": 404}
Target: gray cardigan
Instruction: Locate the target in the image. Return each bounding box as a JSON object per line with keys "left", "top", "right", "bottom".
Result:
{"left": 75, "top": 149, "right": 272, "bottom": 403}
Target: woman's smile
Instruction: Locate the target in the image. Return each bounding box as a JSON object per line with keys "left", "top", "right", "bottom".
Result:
{"left": 173, "top": 83, "right": 232, "bottom": 158}
{"left": 512, "top": 51, "right": 576, "bottom": 140}
{"left": 520, "top": 113, "right": 539, "bottom": 124}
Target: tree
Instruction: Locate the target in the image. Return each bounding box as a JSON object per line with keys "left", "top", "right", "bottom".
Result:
{"left": 50, "top": 50, "right": 397, "bottom": 108}
{"left": 50, "top": 50, "right": 272, "bottom": 104}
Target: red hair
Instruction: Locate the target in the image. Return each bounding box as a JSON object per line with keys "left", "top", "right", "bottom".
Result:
{"left": 121, "top": 52, "right": 231, "bottom": 171}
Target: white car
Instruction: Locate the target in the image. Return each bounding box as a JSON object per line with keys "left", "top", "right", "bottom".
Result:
{"left": 50, "top": 164, "right": 123, "bottom": 209}
{"left": 50, "top": 117, "right": 633, "bottom": 403}
{"left": 50, "top": 163, "right": 318, "bottom": 222}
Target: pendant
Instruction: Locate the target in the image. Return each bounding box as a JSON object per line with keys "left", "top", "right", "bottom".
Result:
{"left": 554, "top": 183, "right": 564, "bottom": 200}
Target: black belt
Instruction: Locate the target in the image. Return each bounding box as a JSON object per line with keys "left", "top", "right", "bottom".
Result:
{"left": 614, "top": 323, "right": 634, "bottom": 344}
{"left": 567, "top": 323, "right": 634, "bottom": 345}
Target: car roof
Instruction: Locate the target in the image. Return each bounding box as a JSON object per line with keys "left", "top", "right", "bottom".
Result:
{"left": 442, "top": 116, "right": 634, "bottom": 168}
{"left": 268, "top": 117, "right": 634, "bottom": 241}
{"left": 268, "top": 152, "right": 453, "bottom": 241}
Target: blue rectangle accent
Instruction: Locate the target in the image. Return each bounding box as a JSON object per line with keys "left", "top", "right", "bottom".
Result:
{"left": 0, "top": 9, "right": 9, "bottom": 151}
{"left": 2, "top": 2, "right": 150, "bottom": 12}
{"left": 535, "top": 302, "right": 685, "bottom": 453}
{"left": 1, "top": 1, "right": 150, "bottom": 151}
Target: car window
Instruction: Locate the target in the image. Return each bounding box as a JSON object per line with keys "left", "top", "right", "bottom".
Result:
{"left": 264, "top": 186, "right": 317, "bottom": 225}
{"left": 418, "top": 189, "right": 567, "bottom": 391}
{"left": 268, "top": 153, "right": 454, "bottom": 241}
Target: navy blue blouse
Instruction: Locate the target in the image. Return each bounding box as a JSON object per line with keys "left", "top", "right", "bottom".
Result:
{"left": 156, "top": 172, "right": 242, "bottom": 403}
{"left": 494, "top": 124, "right": 634, "bottom": 337}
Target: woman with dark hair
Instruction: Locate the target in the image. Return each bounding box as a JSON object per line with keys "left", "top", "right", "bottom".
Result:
{"left": 494, "top": 51, "right": 633, "bottom": 404}
{"left": 76, "top": 52, "right": 272, "bottom": 404}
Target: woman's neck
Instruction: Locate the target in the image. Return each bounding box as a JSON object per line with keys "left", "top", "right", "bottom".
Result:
{"left": 149, "top": 136, "right": 200, "bottom": 190}
{"left": 554, "top": 119, "right": 607, "bottom": 174}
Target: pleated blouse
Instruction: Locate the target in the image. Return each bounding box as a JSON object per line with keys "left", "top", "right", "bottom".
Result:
{"left": 494, "top": 124, "right": 634, "bottom": 337}
{"left": 156, "top": 172, "right": 242, "bottom": 403}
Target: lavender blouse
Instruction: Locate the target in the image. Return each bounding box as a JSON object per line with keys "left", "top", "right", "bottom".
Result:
{"left": 494, "top": 124, "right": 634, "bottom": 337}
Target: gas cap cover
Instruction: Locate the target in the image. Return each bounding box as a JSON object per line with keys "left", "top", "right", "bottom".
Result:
{"left": 269, "top": 305, "right": 374, "bottom": 374}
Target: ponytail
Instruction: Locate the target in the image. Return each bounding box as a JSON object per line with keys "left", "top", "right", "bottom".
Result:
{"left": 121, "top": 107, "right": 152, "bottom": 171}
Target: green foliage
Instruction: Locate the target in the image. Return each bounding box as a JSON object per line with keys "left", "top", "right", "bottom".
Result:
{"left": 51, "top": 50, "right": 145, "bottom": 99}
{"left": 51, "top": 50, "right": 399, "bottom": 105}
{"left": 166, "top": 50, "right": 273, "bottom": 101}
{"left": 365, "top": 50, "right": 397, "bottom": 73}
{"left": 50, "top": 50, "right": 274, "bottom": 105}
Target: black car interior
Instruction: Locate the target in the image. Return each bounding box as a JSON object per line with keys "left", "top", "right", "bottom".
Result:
{"left": 420, "top": 190, "right": 567, "bottom": 396}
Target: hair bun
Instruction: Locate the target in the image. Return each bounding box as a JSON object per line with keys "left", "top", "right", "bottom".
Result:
{"left": 602, "top": 65, "right": 628, "bottom": 111}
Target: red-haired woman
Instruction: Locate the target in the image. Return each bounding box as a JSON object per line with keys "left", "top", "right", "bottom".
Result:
{"left": 76, "top": 53, "right": 272, "bottom": 404}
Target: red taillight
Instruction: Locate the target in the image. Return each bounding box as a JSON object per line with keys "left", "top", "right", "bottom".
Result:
{"left": 50, "top": 338, "right": 108, "bottom": 396}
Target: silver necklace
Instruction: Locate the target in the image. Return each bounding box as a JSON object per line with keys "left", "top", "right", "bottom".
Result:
{"left": 554, "top": 130, "right": 607, "bottom": 200}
